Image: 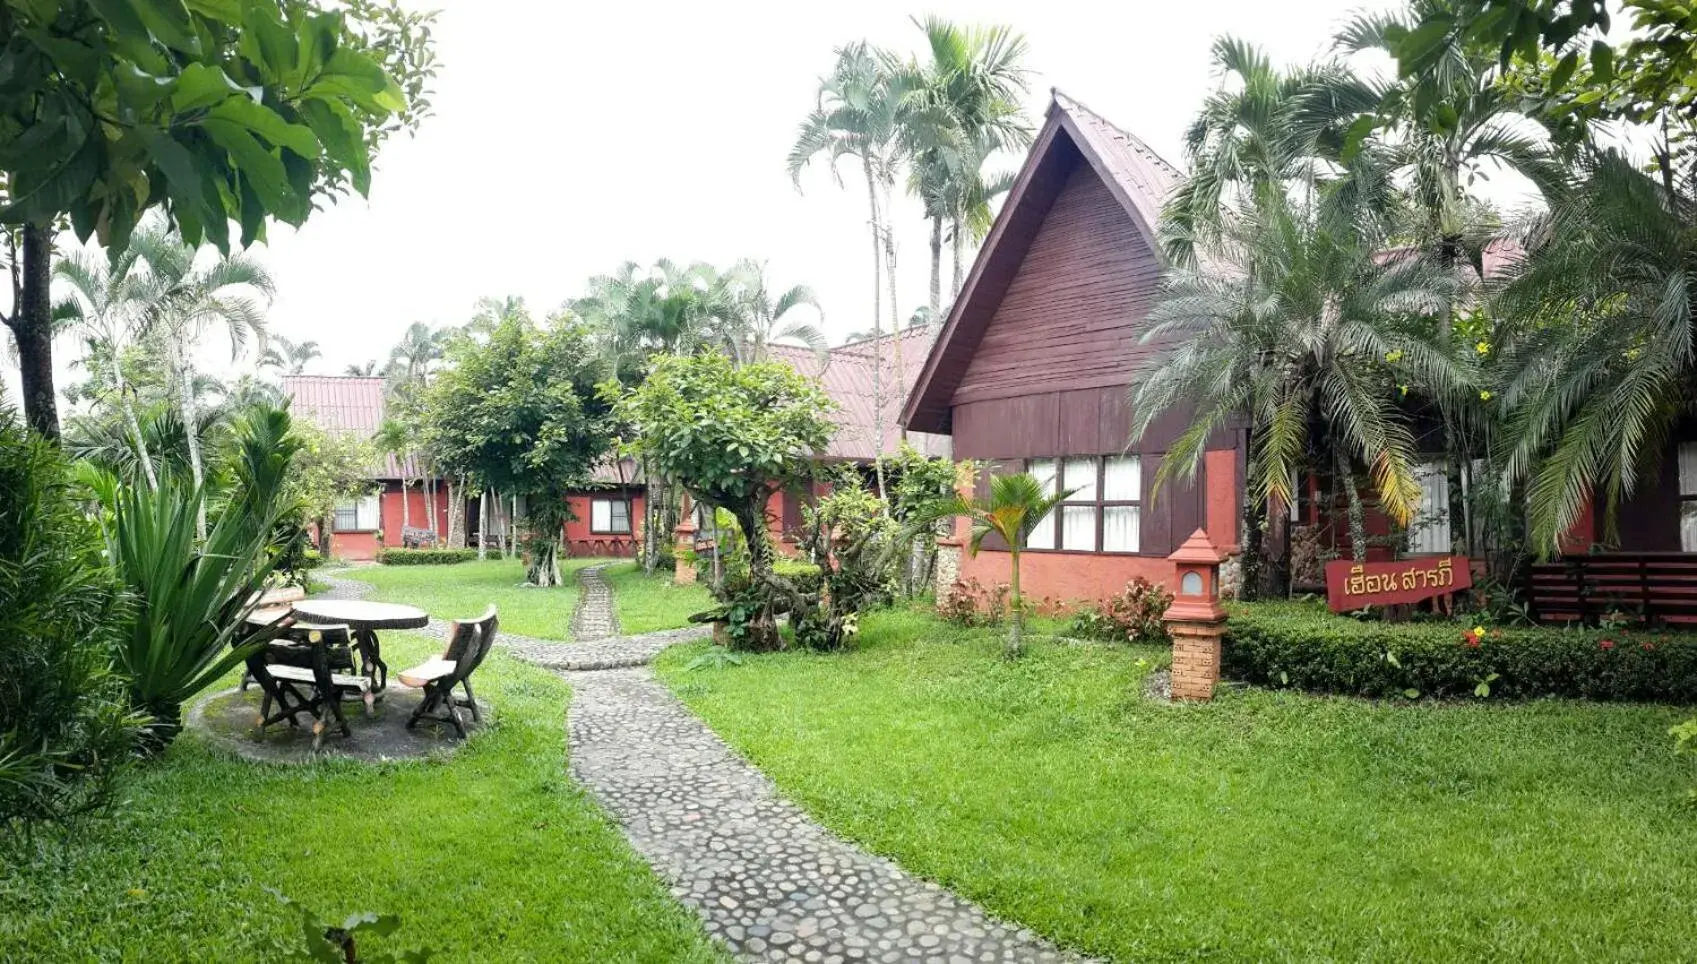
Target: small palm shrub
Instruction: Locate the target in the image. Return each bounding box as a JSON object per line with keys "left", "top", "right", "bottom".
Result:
{"left": 104, "top": 407, "right": 301, "bottom": 747}
{"left": 0, "top": 411, "right": 143, "bottom": 827}
{"left": 1068, "top": 578, "right": 1174, "bottom": 644}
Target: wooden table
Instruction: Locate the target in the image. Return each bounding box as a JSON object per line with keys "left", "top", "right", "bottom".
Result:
{"left": 288, "top": 600, "right": 430, "bottom": 691}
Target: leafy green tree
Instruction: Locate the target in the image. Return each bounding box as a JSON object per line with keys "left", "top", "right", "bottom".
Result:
{"left": 618, "top": 353, "right": 836, "bottom": 649}
{"left": 421, "top": 312, "right": 617, "bottom": 586}
{"left": 912, "top": 472, "right": 1074, "bottom": 659}
{"left": 0, "top": 0, "right": 436, "bottom": 440}
{"left": 285, "top": 418, "right": 377, "bottom": 556}
{"left": 1132, "top": 192, "right": 1470, "bottom": 561}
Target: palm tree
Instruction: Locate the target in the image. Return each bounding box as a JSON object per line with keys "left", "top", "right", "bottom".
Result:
{"left": 127, "top": 226, "right": 275, "bottom": 539}
{"left": 699, "top": 259, "right": 828, "bottom": 365}
{"left": 889, "top": 17, "right": 1033, "bottom": 309}
{"left": 260, "top": 335, "right": 321, "bottom": 375}
{"left": 345, "top": 360, "right": 379, "bottom": 376}
{"left": 1492, "top": 150, "right": 1697, "bottom": 552}
{"left": 387, "top": 322, "right": 443, "bottom": 384}
{"left": 1131, "top": 191, "right": 1470, "bottom": 561}
{"left": 790, "top": 43, "right": 901, "bottom": 475}
{"left": 53, "top": 247, "right": 159, "bottom": 488}
{"left": 915, "top": 472, "right": 1074, "bottom": 658}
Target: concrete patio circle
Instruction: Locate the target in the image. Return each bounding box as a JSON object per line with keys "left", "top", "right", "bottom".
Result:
{"left": 187, "top": 685, "right": 491, "bottom": 764}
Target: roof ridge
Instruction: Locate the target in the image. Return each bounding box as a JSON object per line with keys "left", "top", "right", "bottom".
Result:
{"left": 1050, "top": 87, "right": 1184, "bottom": 180}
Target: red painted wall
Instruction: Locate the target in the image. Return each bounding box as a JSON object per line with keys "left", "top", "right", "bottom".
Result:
{"left": 1205, "top": 448, "right": 1239, "bottom": 551}
{"left": 380, "top": 482, "right": 452, "bottom": 546}
{"left": 564, "top": 491, "right": 644, "bottom": 558}
{"left": 331, "top": 531, "right": 379, "bottom": 562}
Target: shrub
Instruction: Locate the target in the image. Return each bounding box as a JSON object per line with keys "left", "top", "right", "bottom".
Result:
{"left": 772, "top": 560, "right": 823, "bottom": 596}
{"left": 377, "top": 548, "right": 477, "bottom": 565}
{"left": 0, "top": 412, "right": 143, "bottom": 827}
{"left": 1225, "top": 601, "right": 1697, "bottom": 702}
{"left": 1068, "top": 578, "right": 1174, "bottom": 644}
{"left": 937, "top": 578, "right": 1008, "bottom": 628}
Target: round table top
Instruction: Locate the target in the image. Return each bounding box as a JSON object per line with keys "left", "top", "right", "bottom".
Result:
{"left": 289, "top": 599, "right": 430, "bottom": 630}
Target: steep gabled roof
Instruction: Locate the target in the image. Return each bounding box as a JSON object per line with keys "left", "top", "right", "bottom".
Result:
{"left": 769, "top": 325, "right": 948, "bottom": 461}
{"left": 282, "top": 375, "right": 419, "bottom": 479}
{"left": 901, "top": 90, "right": 1184, "bottom": 434}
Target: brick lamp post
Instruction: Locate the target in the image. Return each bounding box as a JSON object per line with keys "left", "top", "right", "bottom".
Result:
{"left": 674, "top": 493, "right": 698, "bottom": 586}
{"left": 1164, "top": 528, "right": 1230, "bottom": 701}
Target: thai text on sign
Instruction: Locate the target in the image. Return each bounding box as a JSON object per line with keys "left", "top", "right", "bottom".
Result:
{"left": 1324, "top": 556, "right": 1472, "bottom": 612}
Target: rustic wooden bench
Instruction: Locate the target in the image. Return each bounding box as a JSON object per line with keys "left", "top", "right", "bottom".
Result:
{"left": 1526, "top": 553, "right": 1697, "bottom": 627}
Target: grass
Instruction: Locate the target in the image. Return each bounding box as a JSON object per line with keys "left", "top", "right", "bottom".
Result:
{"left": 656, "top": 605, "right": 1697, "bottom": 962}
{"left": 1, "top": 629, "right": 724, "bottom": 961}
{"left": 601, "top": 561, "right": 714, "bottom": 633}
{"left": 351, "top": 557, "right": 608, "bottom": 640}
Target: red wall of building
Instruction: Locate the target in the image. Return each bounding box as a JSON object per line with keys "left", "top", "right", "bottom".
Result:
{"left": 331, "top": 531, "right": 380, "bottom": 562}
{"left": 380, "top": 482, "right": 452, "bottom": 546}
{"left": 564, "top": 491, "right": 645, "bottom": 558}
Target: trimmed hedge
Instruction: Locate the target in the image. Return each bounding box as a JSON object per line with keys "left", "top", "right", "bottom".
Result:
{"left": 377, "top": 548, "right": 477, "bottom": 566}
{"left": 1224, "top": 601, "right": 1697, "bottom": 703}
{"left": 773, "top": 560, "right": 824, "bottom": 596}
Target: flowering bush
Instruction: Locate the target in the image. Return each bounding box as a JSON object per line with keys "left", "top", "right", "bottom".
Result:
{"left": 1068, "top": 578, "right": 1175, "bottom": 644}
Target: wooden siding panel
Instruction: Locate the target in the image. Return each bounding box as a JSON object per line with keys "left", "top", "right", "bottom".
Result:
{"left": 952, "top": 163, "right": 1165, "bottom": 407}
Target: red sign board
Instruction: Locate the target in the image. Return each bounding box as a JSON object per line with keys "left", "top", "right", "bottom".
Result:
{"left": 1324, "top": 556, "right": 1472, "bottom": 612}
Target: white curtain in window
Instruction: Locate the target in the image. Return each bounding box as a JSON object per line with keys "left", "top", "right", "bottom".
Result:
{"left": 1062, "top": 505, "right": 1096, "bottom": 550}
{"left": 1103, "top": 505, "right": 1140, "bottom": 552}
{"left": 1063, "top": 457, "right": 1096, "bottom": 502}
{"left": 1103, "top": 456, "right": 1140, "bottom": 502}
{"left": 1682, "top": 443, "right": 1697, "bottom": 551}
{"left": 591, "top": 499, "right": 613, "bottom": 532}
{"left": 1410, "top": 461, "right": 1450, "bottom": 554}
{"left": 1027, "top": 459, "right": 1056, "bottom": 549}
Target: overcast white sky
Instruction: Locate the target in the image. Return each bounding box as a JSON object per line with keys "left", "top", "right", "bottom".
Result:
{"left": 9, "top": 0, "right": 1436, "bottom": 407}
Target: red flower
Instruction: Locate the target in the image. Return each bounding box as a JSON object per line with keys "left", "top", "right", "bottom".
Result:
{"left": 1599, "top": 639, "right": 1616, "bottom": 651}
{"left": 1462, "top": 630, "right": 1481, "bottom": 648}
{"left": 1642, "top": 641, "right": 1657, "bottom": 652}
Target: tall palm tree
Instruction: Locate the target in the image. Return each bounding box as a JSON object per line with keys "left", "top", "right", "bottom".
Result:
{"left": 387, "top": 321, "right": 443, "bottom": 385}
{"left": 914, "top": 472, "right": 1075, "bottom": 659}
{"left": 889, "top": 17, "right": 1033, "bottom": 309}
{"left": 52, "top": 247, "right": 159, "bottom": 488}
{"left": 127, "top": 225, "right": 275, "bottom": 539}
{"left": 1493, "top": 150, "right": 1697, "bottom": 553}
{"left": 345, "top": 360, "right": 379, "bottom": 376}
{"left": 1131, "top": 191, "right": 1470, "bottom": 561}
{"left": 789, "top": 43, "right": 901, "bottom": 473}
{"left": 260, "top": 335, "right": 321, "bottom": 375}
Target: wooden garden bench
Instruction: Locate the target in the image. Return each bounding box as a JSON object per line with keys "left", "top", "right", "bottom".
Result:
{"left": 401, "top": 526, "right": 439, "bottom": 549}
{"left": 1527, "top": 552, "right": 1697, "bottom": 627}
{"left": 397, "top": 606, "right": 498, "bottom": 738}
{"left": 244, "top": 625, "right": 373, "bottom": 751}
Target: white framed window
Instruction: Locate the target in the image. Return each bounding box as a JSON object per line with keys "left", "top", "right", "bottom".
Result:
{"left": 1020, "top": 455, "right": 1143, "bottom": 554}
{"left": 1026, "top": 459, "right": 1057, "bottom": 550}
{"left": 1679, "top": 443, "right": 1697, "bottom": 552}
{"left": 591, "top": 497, "right": 632, "bottom": 534}
{"left": 333, "top": 493, "right": 380, "bottom": 532}
{"left": 1409, "top": 461, "right": 1451, "bottom": 555}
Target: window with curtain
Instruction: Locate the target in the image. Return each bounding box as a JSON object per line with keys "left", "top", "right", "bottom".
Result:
{"left": 1680, "top": 443, "right": 1697, "bottom": 552}
{"left": 1409, "top": 461, "right": 1451, "bottom": 554}
{"left": 1020, "top": 455, "right": 1142, "bottom": 553}
{"left": 591, "top": 498, "right": 632, "bottom": 534}
{"left": 333, "top": 493, "right": 380, "bottom": 532}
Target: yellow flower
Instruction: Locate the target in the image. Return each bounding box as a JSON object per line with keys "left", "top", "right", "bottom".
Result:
{"left": 1399, "top": 385, "right": 1409, "bottom": 396}
{"left": 1479, "top": 390, "right": 1493, "bottom": 401}
{"left": 1385, "top": 349, "right": 1404, "bottom": 363}
{"left": 1473, "top": 625, "right": 1487, "bottom": 639}
{"left": 1475, "top": 341, "right": 1491, "bottom": 355}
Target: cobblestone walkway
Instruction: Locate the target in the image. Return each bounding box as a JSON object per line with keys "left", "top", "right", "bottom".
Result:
{"left": 312, "top": 568, "right": 1085, "bottom": 964}
{"left": 570, "top": 564, "right": 621, "bottom": 641}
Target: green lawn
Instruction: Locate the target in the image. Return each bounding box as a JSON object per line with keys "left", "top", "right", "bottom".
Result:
{"left": 1, "top": 632, "right": 724, "bottom": 961}
{"left": 656, "top": 605, "right": 1697, "bottom": 962}
{"left": 351, "top": 557, "right": 607, "bottom": 640}
{"left": 601, "top": 560, "right": 714, "bottom": 633}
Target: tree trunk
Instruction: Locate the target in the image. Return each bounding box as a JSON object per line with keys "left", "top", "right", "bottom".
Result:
{"left": 117, "top": 378, "right": 159, "bottom": 489}
{"left": 950, "top": 216, "right": 966, "bottom": 297}
{"left": 1006, "top": 546, "right": 1024, "bottom": 659}
{"left": 731, "top": 497, "right": 785, "bottom": 652}
{"left": 881, "top": 181, "right": 904, "bottom": 431}
{"left": 510, "top": 492, "right": 518, "bottom": 555}
{"left": 1335, "top": 446, "right": 1368, "bottom": 562}
{"left": 400, "top": 478, "right": 411, "bottom": 530}
{"left": 928, "top": 215, "right": 943, "bottom": 315}
{"left": 8, "top": 223, "right": 58, "bottom": 440}
{"left": 862, "top": 159, "right": 889, "bottom": 504}
{"left": 477, "top": 488, "right": 489, "bottom": 560}
{"left": 170, "top": 334, "right": 208, "bottom": 540}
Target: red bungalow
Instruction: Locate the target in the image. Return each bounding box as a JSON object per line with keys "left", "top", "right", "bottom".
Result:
{"left": 901, "top": 92, "right": 1246, "bottom": 604}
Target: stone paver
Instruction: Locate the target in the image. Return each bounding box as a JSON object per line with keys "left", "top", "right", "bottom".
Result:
{"left": 312, "top": 567, "right": 1087, "bottom": 963}
{"left": 571, "top": 564, "right": 622, "bottom": 641}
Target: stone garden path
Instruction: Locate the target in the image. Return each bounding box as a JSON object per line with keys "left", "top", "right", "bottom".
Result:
{"left": 317, "top": 566, "right": 1086, "bottom": 964}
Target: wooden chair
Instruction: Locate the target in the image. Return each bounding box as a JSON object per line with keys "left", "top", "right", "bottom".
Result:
{"left": 398, "top": 606, "right": 498, "bottom": 738}
{"left": 240, "top": 616, "right": 357, "bottom": 692}
{"left": 246, "top": 625, "right": 373, "bottom": 751}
